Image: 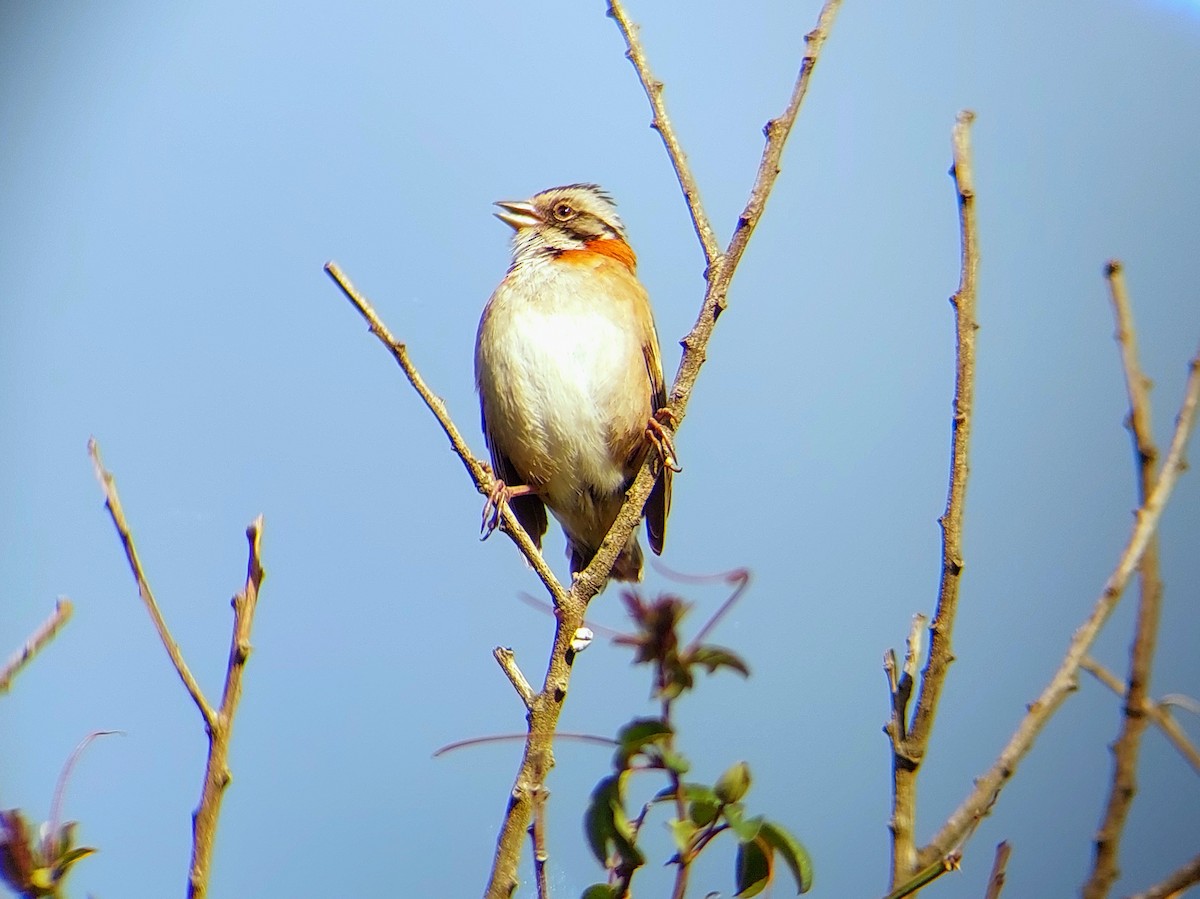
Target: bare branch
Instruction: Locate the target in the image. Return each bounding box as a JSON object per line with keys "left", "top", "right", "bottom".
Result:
{"left": 890, "top": 110, "right": 980, "bottom": 887}
{"left": 0, "top": 599, "right": 73, "bottom": 695}
{"left": 920, "top": 344, "right": 1200, "bottom": 867}
{"left": 882, "top": 850, "right": 962, "bottom": 899}
{"left": 90, "top": 438, "right": 267, "bottom": 899}
{"left": 89, "top": 438, "right": 217, "bottom": 730}
{"left": 323, "top": 261, "right": 567, "bottom": 608}
{"left": 1081, "top": 657, "right": 1200, "bottom": 775}
{"left": 1125, "top": 850, "right": 1200, "bottom": 899}
{"left": 606, "top": 0, "right": 720, "bottom": 267}
{"left": 494, "top": 647, "right": 535, "bottom": 711}
{"left": 1084, "top": 260, "right": 1165, "bottom": 899}
{"left": 188, "top": 516, "right": 267, "bottom": 899}
{"left": 983, "top": 842, "right": 1012, "bottom": 899}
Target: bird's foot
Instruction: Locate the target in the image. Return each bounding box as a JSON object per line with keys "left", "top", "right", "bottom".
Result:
{"left": 481, "top": 479, "right": 536, "bottom": 539}
{"left": 646, "top": 409, "right": 682, "bottom": 473}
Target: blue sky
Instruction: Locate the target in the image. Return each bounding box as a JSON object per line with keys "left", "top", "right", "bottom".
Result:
{"left": 2, "top": 2, "right": 1198, "bottom": 897}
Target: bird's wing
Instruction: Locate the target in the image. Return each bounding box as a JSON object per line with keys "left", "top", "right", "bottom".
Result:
{"left": 641, "top": 302, "right": 672, "bottom": 557}
{"left": 481, "top": 404, "right": 548, "bottom": 548}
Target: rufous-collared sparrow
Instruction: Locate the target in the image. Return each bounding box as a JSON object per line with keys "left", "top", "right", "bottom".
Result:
{"left": 475, "top": 183, "right": 674, "bottom": 582}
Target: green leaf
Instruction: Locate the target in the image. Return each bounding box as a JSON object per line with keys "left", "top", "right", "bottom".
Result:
{"left": 714, "top": 761, "right": 752, "bottom": 804}
{"left": 581, "top": 884, "right": 619, "bottom": 899}
{"left": 613, "top": 718, "right": 673, "bottom": 769}
{"left": 688, "top": 644, "right": 751, "bottom": 677}
{"left": 584, "top": 776, "right": 621, "bottom": 865}
{"left": 652, "top": 782, "right": 717, "bottom": 804}
{"left": 734, "top": 836, "right": 773, "bottom": 897}
{"left": 669, "top": 817, "right": 699, "bottom": 854}
{"left": 609, "top": 785, "right": 645, "bottom": 869}
{"left": 759, "top": 821, "right": 814, "bottom": 893}
{"left": 658, "top": 747, "right": 691, "bottom": 776}
{"left": 54, "top": 845, "right": 97, "bottom": 879}
{"left": 690, "top": 796, "right": 720, "bottom": 827}
{"left": 724, "top": 806, "right": 764, "bottom": 844}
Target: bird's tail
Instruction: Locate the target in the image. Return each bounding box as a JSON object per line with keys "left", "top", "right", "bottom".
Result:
{"left": 570, "top": 533, "right": 643, "bottom": 583}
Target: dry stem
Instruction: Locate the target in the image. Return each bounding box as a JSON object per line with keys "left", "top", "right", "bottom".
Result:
{"left": 323, "top": 262, "right": 565, "bottom": 607}
{"left": 1081, "top": 657, "right": 1200, "bottom": 775}
{"left": 983, "top": 842, "right": 1011, "bottom": 899}
{"left": 919, "top": 345, "right": 1200, "bottom": 867}
{"left": 0, "top": 599, "right": 73, "bottom": 694}
{"left": 89, "top": 438, "right": 266, "bottom": 899}
{"left": 1126, "top": 850, "right": 1200, "bottom": 899}
{"left": 889, "top": 110, "right": 979, "bottom": 887}
{"left": 1083, "top": 260, "right": 1165, "bottom": 899}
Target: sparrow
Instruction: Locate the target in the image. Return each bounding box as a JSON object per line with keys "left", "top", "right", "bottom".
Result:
{"left": 475, "top": 183, "right": 674, "bottom": 582}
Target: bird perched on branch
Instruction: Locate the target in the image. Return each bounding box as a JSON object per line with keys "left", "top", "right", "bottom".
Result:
{"left": 475, "top": 183, "right": 675, "bottom": 582}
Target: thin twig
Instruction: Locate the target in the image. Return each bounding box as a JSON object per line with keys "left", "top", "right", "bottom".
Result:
{"left": 605, "top": 1, "right": 720, "bottom": 268}
{"left": 890, "top": 110, "right": 980, "bottom": 887}
{"left": 1081, "top": 657, "right": 1200, "bottom": 775}
{"left": 920, "top": 345, "right": 1200, "bottom": 867}
{"left": 90, "top": 438, "right": 267, "bottom": 899}
{"left": 1084, "top": 260, "right": 1165, "bottom": 899}
{"left": 323, "top": 261, "right": 566, "bottom": 608}
{"left": 0, "top": 599, "right": 73, "bottom": 694}
{"left": 882, "top": 851, "right": 962, "bottom": 899}
{"left": 983, "top": 842, "right": 1012, "bottom": 899}
{"left": 89, "top": 438, "right": 217, "bottom": 730}
{"left": 1125, "top": 850, "right": 1200, "bottom": 899}
{"left": 188, "top": 516, "right": 266, "bottom": 899}
{"left": 494, "top": 647, "right": 535, "bottom": 711}
{"left": 432, "top": 732, "right": 617, "bottom": 759}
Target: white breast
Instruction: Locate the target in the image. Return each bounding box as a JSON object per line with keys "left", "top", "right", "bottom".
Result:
{"left": 476, "top": 257, "right": 648, "bottom": 504}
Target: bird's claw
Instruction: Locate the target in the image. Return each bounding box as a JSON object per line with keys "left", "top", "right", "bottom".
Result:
{"left": 646, "top": 410, "right": 681, "bottom": 473}
{"left": 481, "top": 479, "right": 509, "bottom": 539}
{"left": 481, "top": 479, "right": 535, "bottom": 540}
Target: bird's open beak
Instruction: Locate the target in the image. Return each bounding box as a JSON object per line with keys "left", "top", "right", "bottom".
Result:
{"left": 494, "top": 200, "right": 542, "bottom": 231}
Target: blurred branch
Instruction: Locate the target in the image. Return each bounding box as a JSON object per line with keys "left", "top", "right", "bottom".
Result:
{"left": 323, "top": 261, "right": 565, "bottom": 607}
{"left": 89, "top": 438, "right": 267, "bottom": 899}
{"left": 919, "top": 343, "right": 1200, "bottom": 868}
{"left": 530, "top": 783, "right": 550, "bottom": 899}
{"left": 1084, "top": 261, "right": 1165, "bottom": 899}
{"left": 983, "top": 842, "right": 1011, "bottom": 899}
{"left": 1081, "top": 657, "right": 1200, "bottom": 775}
{"left": 1126, "top": 850, "right": 1200, "bottom": 899}
{"left": 882, "top": 850, "right": 962, "bottom": 899}
{"left": 0, "top": 598, "right": 73, "bottom": 695}
{"left": 889, "top": 110, "right": 979, "bottom": 887}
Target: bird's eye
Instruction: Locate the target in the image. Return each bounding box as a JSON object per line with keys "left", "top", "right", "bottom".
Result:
{"left": 552, "top": 202, "right": 575, "bottom": 221}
